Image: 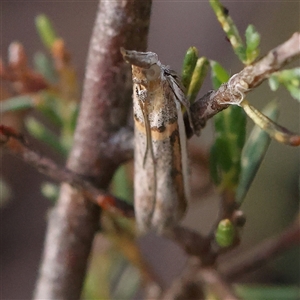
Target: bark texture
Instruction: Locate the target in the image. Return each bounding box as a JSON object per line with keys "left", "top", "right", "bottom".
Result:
{"left": 34, "top": 1, "right": 152, "bottom": 298}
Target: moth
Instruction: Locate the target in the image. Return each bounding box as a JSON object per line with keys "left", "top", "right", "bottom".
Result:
{"left": 121, "top": 48, "right": 193, "bottom": 234}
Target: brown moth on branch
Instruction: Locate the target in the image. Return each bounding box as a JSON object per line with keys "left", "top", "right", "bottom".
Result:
{"left": 1, "top": 33, "right": 299, "bottom": 231}
{"left": 1, "top": 1, "right": 299, "bottom": 299}
{"left": 121, "top": 48, "right": 194, "bottom": 234}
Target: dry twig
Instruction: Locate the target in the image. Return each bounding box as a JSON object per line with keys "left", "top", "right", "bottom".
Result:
{"left": 0, "top": 124, "right": 134, "bottom": 217}
{"left": 186, "top": 32, "right": 300, "bottom": 136}
{"left": 162, "top": 257, "right": 241, "bottom": 300}
{"left": 161, "top": 258, "right": 205, "bottom": 300}
{"left": 199, "top": 267, "right": 241, "bottom": 300}
{"left": 221, "top": 218, "right": 300, "bottom": 280}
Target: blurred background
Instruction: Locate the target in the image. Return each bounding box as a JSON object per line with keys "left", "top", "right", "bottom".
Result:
{"left": 1, "top": 1, "right": 299, "bottom": 299}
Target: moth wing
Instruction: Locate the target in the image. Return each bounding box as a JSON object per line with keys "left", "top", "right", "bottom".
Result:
{"left": 165, "top": 69, "right": 195, "bottom": 133}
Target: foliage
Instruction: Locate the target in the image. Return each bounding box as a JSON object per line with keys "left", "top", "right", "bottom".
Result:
{"left": 1, "top": 2, "right": 299, "bottom": 299}
{"left": 269, "top": 68, "right": 300, "bottom": 101}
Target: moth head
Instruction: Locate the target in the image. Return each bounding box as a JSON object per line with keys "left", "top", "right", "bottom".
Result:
{"left": 142, "top": 63, "right": 161, "bottom": 81}
{"left": 120, "top": 47, "right": 159, "bottom": 68}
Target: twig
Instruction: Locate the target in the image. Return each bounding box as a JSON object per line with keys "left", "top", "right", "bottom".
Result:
{"left": 162, "top": 258, "right": 241, "bottom": 300}
{"left": 167, "top": 192, "right": 242, "bottom": 267}
{"left": 221, "top": 218, "right": 300, "bottom": 280}
{"left": 33, "top": 1, "right": 152, "bottom": 299}
{"left": 161, "top": 258, "right": 205, "bottom": 300}
{"left": 162, "top": 33, "right": 300, "bottom": 298}
{"left": 165, "top": 226, "right": 215, "bottom": 265}
{"left": 187, "top": 32, "right": 300, "bottom": 136}
{"left": 101, "top": 214, "right": 163, "bottom": 296}
{"left": 105, "top": 126, "right": 134, "bottom": 163}
{"left": 199, "top": 267, "right": 241, "bottom": 300}
{"left": 0, "top": 124, "right": 134, "bottom": 217}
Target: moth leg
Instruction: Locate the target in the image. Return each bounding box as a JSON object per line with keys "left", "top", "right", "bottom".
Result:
{"left": 136, "top": 84, "right": 157, "bottom": 197}
{"left": 135, "top": 85, "right": 153, "bottom": 166}
{"left": 138, "top": 99, "right": 156, "bottom": 168}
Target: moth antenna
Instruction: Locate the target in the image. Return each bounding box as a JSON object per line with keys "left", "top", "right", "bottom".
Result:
{"left": 138, "top": 99, "right": 157, "bottom": 221}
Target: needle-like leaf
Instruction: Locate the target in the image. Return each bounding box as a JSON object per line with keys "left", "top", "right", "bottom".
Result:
{"left": 181, "top": 46, "right": 199, "bottom": 90}
{"left": 35, "top": 14, "right": 58, "bottom": 49}
{"left": 236, "top": 100, "right": 279, "bottom": 204}
{"left": 210, "top": 62, "right": 247, "bottom": 192}
{"left": 25, "top": 117, "right": 68, "bottom": 156}
{"left": 241, "top": 100, "right": 300, "bottom": 146}
{"left": 187, "top": 57, "right": 209, "bottom": 103}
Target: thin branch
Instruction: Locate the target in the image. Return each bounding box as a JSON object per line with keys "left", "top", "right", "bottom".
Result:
{"left": 187, "top": 32, "right": 300, "bottom": 136}
{"left": 34, "top": 1, "right": 152, "bottom": 299}
{"left": 165, "top": 226, "right": 217, "bottom": 266}
{"left": 161, "top": 258, "right": 205, "bottom": 300}
{"left": 162, "top": 258, "right": 241, "bottom": 300}
{"left": 164, "top": 206, "right": 242, "bottom": 267}
{"left": 105, "top": 126, "right": 134, "bottom": 163}
{"left": 162, "top": 33, "right": 300, "bottom": 298}
{"left": 221, "top": 218, "right": 300, "bottom": 280}
{"left": 198, "top": 267, "right": 241, "bottom": 300}
{"left": 0, "top": 124, "right": 134, "bottom": 217}
{"left": 238, "top": 31, "right": 300, "bottom": 89}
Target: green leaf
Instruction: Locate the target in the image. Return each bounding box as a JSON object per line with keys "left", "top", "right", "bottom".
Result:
{"left": 41, "top": 182, "right": 59, "bottom": 203}
{"left": 210, "top": 61, "right": 246, "bottom": 191}
{"left": 34, "top": 51, "right": 57, "bottom": 83}
{"left": 214, "top": 136, "right": 232, "bottom": 172}
{"left": 36, "top": 92, "right": 64, "bottom": 127}
{"left": 210, "top": 60, "right": 230, "bottom": 89}
{"left": 38, "top": 97, "right": 78, "bottom": 153}
{"left": 269, "top": 68, "right": 300, "bottom": 101}
{"left": 287, "top": 84, "right": 300, "bottom": 101}
{"left": 69, "top": 103, "right": 79, "bottom": 133}
{"left": 0, "top": 95, "right": 36, "bottom": 113}
{"left": 38, "top": 93, "right": 78, "bottom": 136}
{"left": 236, "top": 285, "right": 300, "bottom": 300}
{"left": 83, "top": 244, "right": 140, "bottom": 300}
{"left": 83, "top": 250, "right": 114, "bottom": 299}
{"left": 245, "top": 24, "right": 260, "bottom": 64}
{"left": 236, "top": 100, "right": 279, "bottom": 204}
{"left": 215, "top": 219, "right": 235, "bottom": 247}
{"left": 209, "top": 0, "right": 246, "bottom": 63}
{"left": 211, "top": 106, "right": 247, "bottom": 191}
{"left": 242, "top": 100, "right": 300, "bottom": 146}
{"left": 187, "top": 57, "right": 209, "bottom": 103}
{"left": 0, "top": 92, "right": 65, "bottom": 128}
{"left": 209, "top": 143, "right": 221, "bottom": 185}
{"left": 111, "top": 264, "right": 140, "bottom": 300}
{"left": 245, "top": 25, "right": 260, "bottom": 52}
{"left": 0, "top": 178, "right": 12, "bottom": 207}
{"left": 111, "top": 165, "right": 133, "bottom": 205}
{"left": 35, "top": 14, "right": 58, "bottom": 49}
{"left": 268, "top": 76, "right": 280, "bottom": 91}
{"left": 181, "top": 47, "right": 199, "bottom": 90}
{"left": 25, "top": 117, "right": 68, "bottom": 157}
